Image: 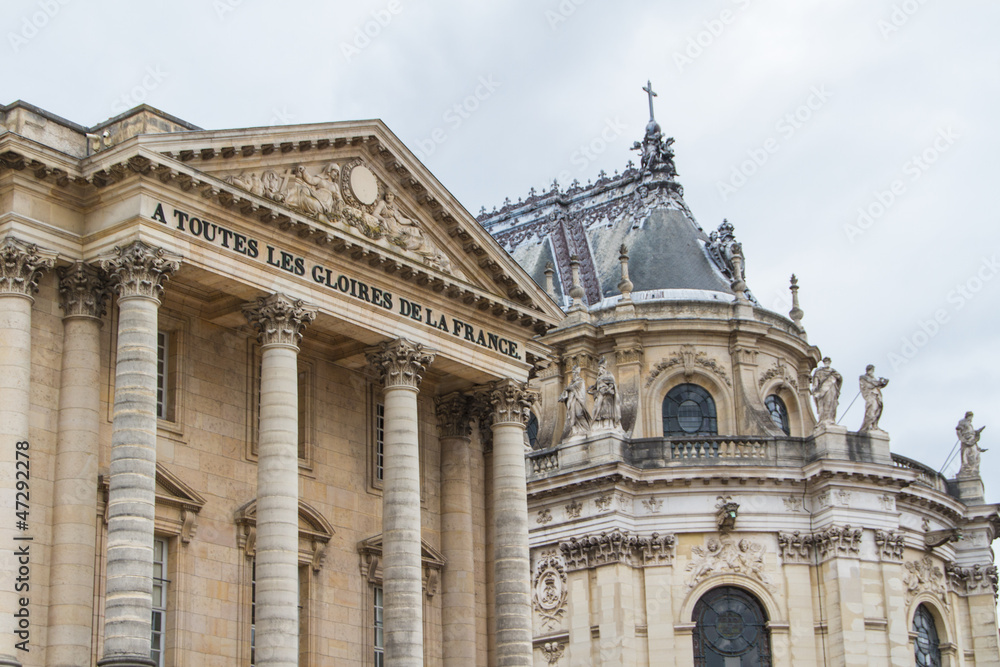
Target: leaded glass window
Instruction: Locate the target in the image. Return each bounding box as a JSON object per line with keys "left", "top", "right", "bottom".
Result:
{"left": 913, "top": 604, "right": 942, "bottom": 667}
{"left": 764, "top": 395, "right": 790, "bottom": 435}
{"left": 663, "top": 383, "right": 717, "bottom": 436}
{"left": 693, "top": 586, "right": 771, "bottom": 667}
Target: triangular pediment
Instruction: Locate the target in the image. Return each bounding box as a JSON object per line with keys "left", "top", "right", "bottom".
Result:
{"left": 125, "top": 121, "right": 564, "bottom": 325}
{"left": 153, "top": 462, "right": 206, "bottom": 512}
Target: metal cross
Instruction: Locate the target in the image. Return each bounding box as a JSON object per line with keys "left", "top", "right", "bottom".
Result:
{"left": 643, "top": 80, "right": 657, "bottom": 120}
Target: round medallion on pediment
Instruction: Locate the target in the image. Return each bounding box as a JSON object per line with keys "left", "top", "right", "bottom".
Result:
{"left": 342, "top": 159, "right": 380, "bottom": 210}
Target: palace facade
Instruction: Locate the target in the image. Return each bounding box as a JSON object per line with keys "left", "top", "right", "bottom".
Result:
{"left": 0, "top": 100, "right": 562, "bottom": 667}
{"left": 480, "top": 93, "right": 1000, "bottom": 667}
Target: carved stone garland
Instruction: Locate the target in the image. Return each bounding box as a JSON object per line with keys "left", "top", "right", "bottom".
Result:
{"left": 946, "top": 562, "right": 999, "bottom": 599}
{"left": 645, "top": 344, "right": 732, "bottom": 388}
{"left": 904, "top": 555, "right": 949, "bottom": 607}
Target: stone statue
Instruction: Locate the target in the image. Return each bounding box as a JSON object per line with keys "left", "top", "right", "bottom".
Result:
{"left": 858, "top": 364, "right": 889, "bottom": 433}
{"left": 588, "top": 358, "right": 622, "bottom": 432}
{"left": 810, "top": 357, "right": 842, "bottom": 426}
{"left": 374, "top": 192, "right": 453, "bottom": 273}
{"left": 558, "top": 365, "right": 591, "bottom": 439}
{"left": 957, "top": 411, "right": 987, "bottom": 477}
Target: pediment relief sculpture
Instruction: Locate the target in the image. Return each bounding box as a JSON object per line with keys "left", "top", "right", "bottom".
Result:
{"left": 686, "top": 537, "right": 773, "bottom": 590}
{"left": 223, "top": 159, "right": 452, "bottom": 274}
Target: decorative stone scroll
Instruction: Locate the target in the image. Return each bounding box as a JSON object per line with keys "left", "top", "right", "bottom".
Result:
{"left": 874, "top": 530, "right": 906, "bottom": 561}
{"left": 645, "top": 344, "right": 732, "bottom": 388}
{"left": 57, "top": 262, "right": 110, "bottom": 319}
{"left": 366, "top": 337, "right": 436, "bottom": 389}
{"left": 814, "top": 525, "right": 863, "bottom": 559}
{"left": 101, "top": 240, "right": 180, "bottom": 300}
{"left": 532, "top": 552, "right": 568, "bottom": 630}
{"left": 946, "top": 562, "right": 999, "bottom": 599}
{"left": 777, "top": 531, "right": 816, "bottom": 564}
{"left": 757, "top": 358, "right": 798, "bottom": 390}
{"left": 558, "top": 529, "right": 676, "bottom": 571}
{"left": 242, "top": 292, "right": 317, "bottom": 347}
{"left": 224, "top": 160, "right": 452, "bottom": 273}
{"left": 904, "top": 555, "right": 949, "bottom": 607}
{"left": 686, "top": 537, "right": 772, "bottom": 590}
{"left": 0, "top": 236, "right": 56, "bottom": 296}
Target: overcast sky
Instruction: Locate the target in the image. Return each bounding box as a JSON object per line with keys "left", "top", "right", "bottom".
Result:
{"left": 3, "top": 0, "right": 998, "bottom": 498}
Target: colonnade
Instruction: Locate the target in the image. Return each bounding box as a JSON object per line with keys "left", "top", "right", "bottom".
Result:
{"left": 0, "top": 236, "right": 535, "bottom": 666}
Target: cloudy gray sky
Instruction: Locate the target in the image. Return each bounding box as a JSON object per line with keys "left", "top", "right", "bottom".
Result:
{"left": 4, "top": 0, "right": 998, "bottom": 496}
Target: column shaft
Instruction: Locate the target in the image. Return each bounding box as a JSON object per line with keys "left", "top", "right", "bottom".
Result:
{"left": 367, "top": 338, "right": 435, "bottom": 667}
{"left": 492, "top": 419, "right": 532, "bottom": 666}
{"left": 255, "top": 344, "right": 301, "bottom": 667}
{"left": 100, "top": 241, "right": 178, "bottom": 667}
{"left": 47, "top": 316, "right": 104, "bottom": 666}
{"left": 243, "top": 292, "right": 315, "bottom": 667}
{"left": 0, "top": 294, "right": 34, "bottom": 667}
{"left": 102, "top": 295, "right": 160, "bottom": 666}
{"left": 438, "top": 392, "right": 477, "bottom": 665}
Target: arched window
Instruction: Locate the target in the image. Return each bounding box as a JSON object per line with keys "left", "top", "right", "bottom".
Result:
{"left": 663, "top": 383, "right": 717, "bottom": 436}
{"left": 693, "top": 586, "right": 771, "bottom": 666}
{"left": 913, "top": 604, "right": 942, "bottom": 666}
{"left": 526, "top": 412, "right": 539, "bottom": 450}
{"left": 764, "top": 395, "right": 790, "bottom": 435}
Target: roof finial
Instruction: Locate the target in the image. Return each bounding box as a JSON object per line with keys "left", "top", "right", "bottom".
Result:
{"left": 789, "top": 274, "right": 804, "bottom": 330}
{"left": 643, "top": 80, "right": 657, "bottom": 122}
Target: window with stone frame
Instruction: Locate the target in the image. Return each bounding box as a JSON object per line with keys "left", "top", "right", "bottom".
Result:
{"left": 151, "top": 537, "right": 168, "bottom": 667}
{"left": 358, "top": 535, "right": 445, "bottom": 667}
{"left": 913, "top": 603, "right": 942, "bottom": 667}
{"left": 152, "top": 311, "right": 186, "bottom": 426}
{"left": 692, "top": 586, "right": 772, "bottom": 666}
{"left": 235, "top": 500, "right": 333, "bottom": 667}
{"left": 663, "top": 383, "right": 718, "bottom": 436}
{"left": 764, "top": 394, "right": 790, "bottom": 435}
{"left": 247, "top": 344, "right": 315, "bottom": 468}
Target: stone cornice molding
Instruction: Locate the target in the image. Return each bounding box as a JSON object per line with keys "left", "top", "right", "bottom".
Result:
{"left": 58, "top": 261, "right": 111, "bottom": 319}
{"left": 476, "top": 378, "right": 536, "bottom": 427}
{"left": 435, "top": 391, "right": 473, "bottom": 438}
{"left": 0, "top": 140, "right": 560, "bottom": 332}
{"left": 0, "top": 236, "right": 56, "bottom": 297}
{"left": 101, "top": 240, "right": 180, "bottom": 300}
{"left": 365, "top": 337, "right": 436, "bottom": 389}
{"left": 777, "top": 524, "right": 863, "bottom": 563}
{"left": 242, "top": 292, "right": 317, "bottom": 348}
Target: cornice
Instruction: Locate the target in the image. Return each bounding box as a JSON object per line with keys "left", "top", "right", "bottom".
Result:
{"left": 0, "top": 140, "right": 558, "bottom": 335}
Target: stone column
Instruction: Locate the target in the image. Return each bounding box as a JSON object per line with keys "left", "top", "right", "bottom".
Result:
{"left": 243, "top": 294, "right": 316, "bottom": 667}
{"left": 436, "top": 392, "right": 477, "bottom": 666}
{"left": 366, "top": 338, "right": 436, "bottom": 667}
{"left": 47, "top": 263, "right": 110, "bottom": 667}
{"left": 99, "top": 241, "right": 179, "bottom": 667}
{"left": 479, "top": 379, "right": 536, "bottom": 666}
{"left": 0, "top": 237, "right": 54, "bottom": 667}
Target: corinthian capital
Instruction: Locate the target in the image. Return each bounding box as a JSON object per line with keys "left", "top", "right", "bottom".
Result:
{"left": 366, "top": 338, "right": 436, "bottom": 389}
{"left": 58, "top": 262, "right": 111, "bottom": 319}
{"left": 436, "top": 392, "right": 473, "bottom": 438}
{"left": 242, "top": 293, "right": 317, "bottom": 347}
{"left": 476, "top": 378, "right": 537, "bottom": 427}
{"left": 0, "top": 236, "right": 56, "bottom": 297}
{"left": 101, "top": 240, "right": 180, "bottom": 299}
